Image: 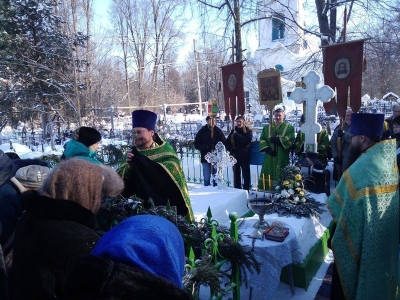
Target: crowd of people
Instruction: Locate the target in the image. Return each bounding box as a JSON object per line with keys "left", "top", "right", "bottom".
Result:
{"left": 0, "top": 109, "right": 193, "bottom": 300}
{"left": 196, "top": 104, "right": 400, "bottom": 299}
{"left": 1, "top": 104, "right": 400, "bottom": 299}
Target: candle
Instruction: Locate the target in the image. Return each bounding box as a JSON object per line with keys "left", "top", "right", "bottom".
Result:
{"left": 268, "top": 175, "right": 271, "bottom": 191}
{"left": 235, "top": 96, "right": 238, "bottom": 117}
{"left": 262, "top": 174, "right": 265, "bottom": 191}
{"left": 254, "top": 174, "right": 258, "bottom": 196}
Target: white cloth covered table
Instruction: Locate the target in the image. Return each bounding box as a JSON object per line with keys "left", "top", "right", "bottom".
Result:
{"left": 258, "top": 192, "right": 332, "bottom": 263}
{"left": 239, "top": 193, "right": 332, "bottom": 299}
{"left": 189, "top": 184, "right": 333, "bottom": 299}
{"left": 189, "top": 184, "right": 249, "bottom": 225}
{"left": 239, "top": 217, "right": 301, "bottom": 299}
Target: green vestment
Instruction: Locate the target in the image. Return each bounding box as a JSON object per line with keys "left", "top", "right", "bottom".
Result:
{"left": 327, "top": 139, "right": 400, "bottom": 300}
{"left": 258, "top": 121, "right": 295, "bottom": 187}
{"left": 117, "top": 133, "right": 194, "bottom": 221}
{"left": 294, "top": 129, "right": 331, "bottom": 162}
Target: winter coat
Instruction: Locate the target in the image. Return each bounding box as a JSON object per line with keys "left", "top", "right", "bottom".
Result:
{"left": 226, "top": 126, "right": 252, "bottom": 163}
{"left": 0, "top": 183, "right": 21, "bottom": 247}
{"left": 64, "top": 254, "right": 191, "bottom": 300}
{"left": 10, "top": 191, "right": 100, "bottom": 300}
{"left": 11, "top": 158, "right": 50, "bottom": 171}
{"left": 0, "top": 226, "right": 9, "bottom": 300}
{"left": 62, "top": 139, "right": 101, "bottom": 164}
{"left": 194, "top": 125, "right": 227, "bottom": 163}
{"left": 0, "top": 150, "right": 20, "bottom": 247}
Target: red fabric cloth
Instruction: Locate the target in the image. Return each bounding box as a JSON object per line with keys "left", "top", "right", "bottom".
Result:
{"left": 323, "top": 40, "right": 365, "bottom": 117}
{"left": 221, "top": 61, "right": 245, "bottom": 119}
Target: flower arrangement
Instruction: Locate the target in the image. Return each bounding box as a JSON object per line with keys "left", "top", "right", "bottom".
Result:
{"left": 266, "top": 165, "right": 326, "bottom": 218}
{"left": 274, "top": 165, "right": 307, "bottom": 204}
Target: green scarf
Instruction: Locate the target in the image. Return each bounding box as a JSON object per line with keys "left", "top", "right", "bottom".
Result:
{"left": 327, "top": 139, "right": 399, "bottom": 300}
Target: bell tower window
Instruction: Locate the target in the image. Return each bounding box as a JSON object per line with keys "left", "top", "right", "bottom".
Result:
{"left": 272, "top": 13, "right": 285, "bottom": 41}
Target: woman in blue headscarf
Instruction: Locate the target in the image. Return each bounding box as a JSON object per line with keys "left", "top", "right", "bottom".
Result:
{"left": 64, "top": 215, "right": 191, "bottom": 300}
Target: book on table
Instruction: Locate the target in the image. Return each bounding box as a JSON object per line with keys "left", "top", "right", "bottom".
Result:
{"left": 264, "top": 226, "right": 289, "bottom": 242}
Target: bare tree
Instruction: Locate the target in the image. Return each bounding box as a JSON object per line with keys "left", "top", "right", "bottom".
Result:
{"left": 109, "top": 0, "right": 188, "bottom": 109}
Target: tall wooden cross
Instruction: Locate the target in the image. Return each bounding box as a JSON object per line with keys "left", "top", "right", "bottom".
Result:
{"left": 291, "top": 71, "right": 335, "bottom": 153}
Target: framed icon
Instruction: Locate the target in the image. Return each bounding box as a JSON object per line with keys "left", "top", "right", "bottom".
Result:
{"left": 258, "top": 69, "right": 282, "bottom": 107}
{"left": 335, "top": 58, "right": 350, "bottom": 79}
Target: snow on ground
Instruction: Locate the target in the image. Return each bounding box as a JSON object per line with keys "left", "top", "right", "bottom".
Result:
{"left": 4, "top": 140, "right": 332, "bottom": 299}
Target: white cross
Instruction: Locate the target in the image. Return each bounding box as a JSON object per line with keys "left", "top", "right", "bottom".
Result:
{"left": 291, "top": 71, "right": 335, "bottom": 152}
{"left": 205, "top": 142, "right": 237, "bottom": 189}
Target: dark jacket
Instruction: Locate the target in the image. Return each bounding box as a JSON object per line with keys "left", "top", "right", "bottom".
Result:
{"left": 11, "top": 191, "right": 100, "bottom": 300}
{"left": 0, "top": 225, "right": 9, "bottom": 300}
{"left": 0, "top": 182, "right": 21, "bottom": 247}
{"left": 12, "top": 158, "right": 50, "bottom": 171}
{"left": 226, "top": 126, "right": 253, "bottom": 163}
{"left": 0, "top": 150, "right": 20, "bottom": 247}
{"left": 194, "top": 125, "right": 227, "bottom": 163}
{"left": 64, "top": 254, "right": 191, "bottom": 300}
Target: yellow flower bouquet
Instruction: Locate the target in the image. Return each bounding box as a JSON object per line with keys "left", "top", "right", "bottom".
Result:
{"left": 268, "top": 165, "right": 325, "bottom": 218}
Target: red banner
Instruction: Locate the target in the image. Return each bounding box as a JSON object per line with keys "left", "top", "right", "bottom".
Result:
{"left": 323, "top": 39, "right": 365, "bottom": 117}
{"left": 221, "top": 61, "right": 245, "bottom": 119}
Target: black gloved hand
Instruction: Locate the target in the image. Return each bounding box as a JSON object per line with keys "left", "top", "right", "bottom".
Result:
{"left": 338, "top": 129, "right": 344, "bottom": 138}
{"left": 269, "top": 136, "right": 281, "bottom": 145}
{"left": 334, "top": 156, "right": 342, "bottom": 165}
{"left": 264, "top": 147, "right": 277, "bottom": 157}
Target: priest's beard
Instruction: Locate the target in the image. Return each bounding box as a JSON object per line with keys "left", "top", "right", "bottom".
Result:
{"left": 346, "top": 143, "right": 362, "bottom": 170}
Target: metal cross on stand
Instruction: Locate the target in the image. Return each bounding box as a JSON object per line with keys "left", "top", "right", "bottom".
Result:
{"left": 205, "top": 141, "right": 237, "bottom": 189}
{"left": 291, "top": 71, "right": 335, "bottom": 153}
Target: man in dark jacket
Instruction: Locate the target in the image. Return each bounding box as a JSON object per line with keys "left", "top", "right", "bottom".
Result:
{"left": 226, "top": 116, "right": 253, "bottom": 190}
{"left": 194, "top": 116, "right": 227, "bottom": 186}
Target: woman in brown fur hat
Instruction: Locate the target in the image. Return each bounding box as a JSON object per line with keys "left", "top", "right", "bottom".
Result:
{"left": 9, "top": 158, "right": 124, "bottom": 300}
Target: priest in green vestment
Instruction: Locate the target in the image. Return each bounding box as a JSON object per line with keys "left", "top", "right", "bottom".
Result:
{"left": 294, "top": 128, "right": 331, "bottom": 167}
{"left": 117, "top": 110, "right": 194, "bottom": 221}
{"left": 327, "top": 113, "right": 400, "bottom": 300}
{"left": 258, "top": 107, "right": 295, "bottom": 188}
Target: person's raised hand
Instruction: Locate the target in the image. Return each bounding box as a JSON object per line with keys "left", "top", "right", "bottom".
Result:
{"left": 126, "top": 152, "right": 134, "bottom": 168}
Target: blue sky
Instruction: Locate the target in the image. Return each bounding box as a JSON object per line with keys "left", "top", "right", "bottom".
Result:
{"left": 92, "top": 0, "right": 112, "bottom": 30}
{"left": 91, "top": 0, "right": 258, "bottom": 63}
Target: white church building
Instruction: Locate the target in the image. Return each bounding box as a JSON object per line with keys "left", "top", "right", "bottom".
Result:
{"left": 245, "top": 0, "right": 322, "bottom": 114}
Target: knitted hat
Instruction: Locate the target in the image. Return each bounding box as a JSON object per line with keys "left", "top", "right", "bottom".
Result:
{"left": 39, "top": 158, "right": 124, "bottom": 213}
{"left": 132, "top": 110, "right": 157, "bottom": 130}
{"left": 92, "top": 215, "right": 185, "bottom": 289}
{"left": 350, "top": 113, "right": 384, "bottom": 137}
{"left": 77, "top": 127, "right": 102, "bottom": 148}
{"left": 15, "top": 165, "right": 51, "bottom": 189}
